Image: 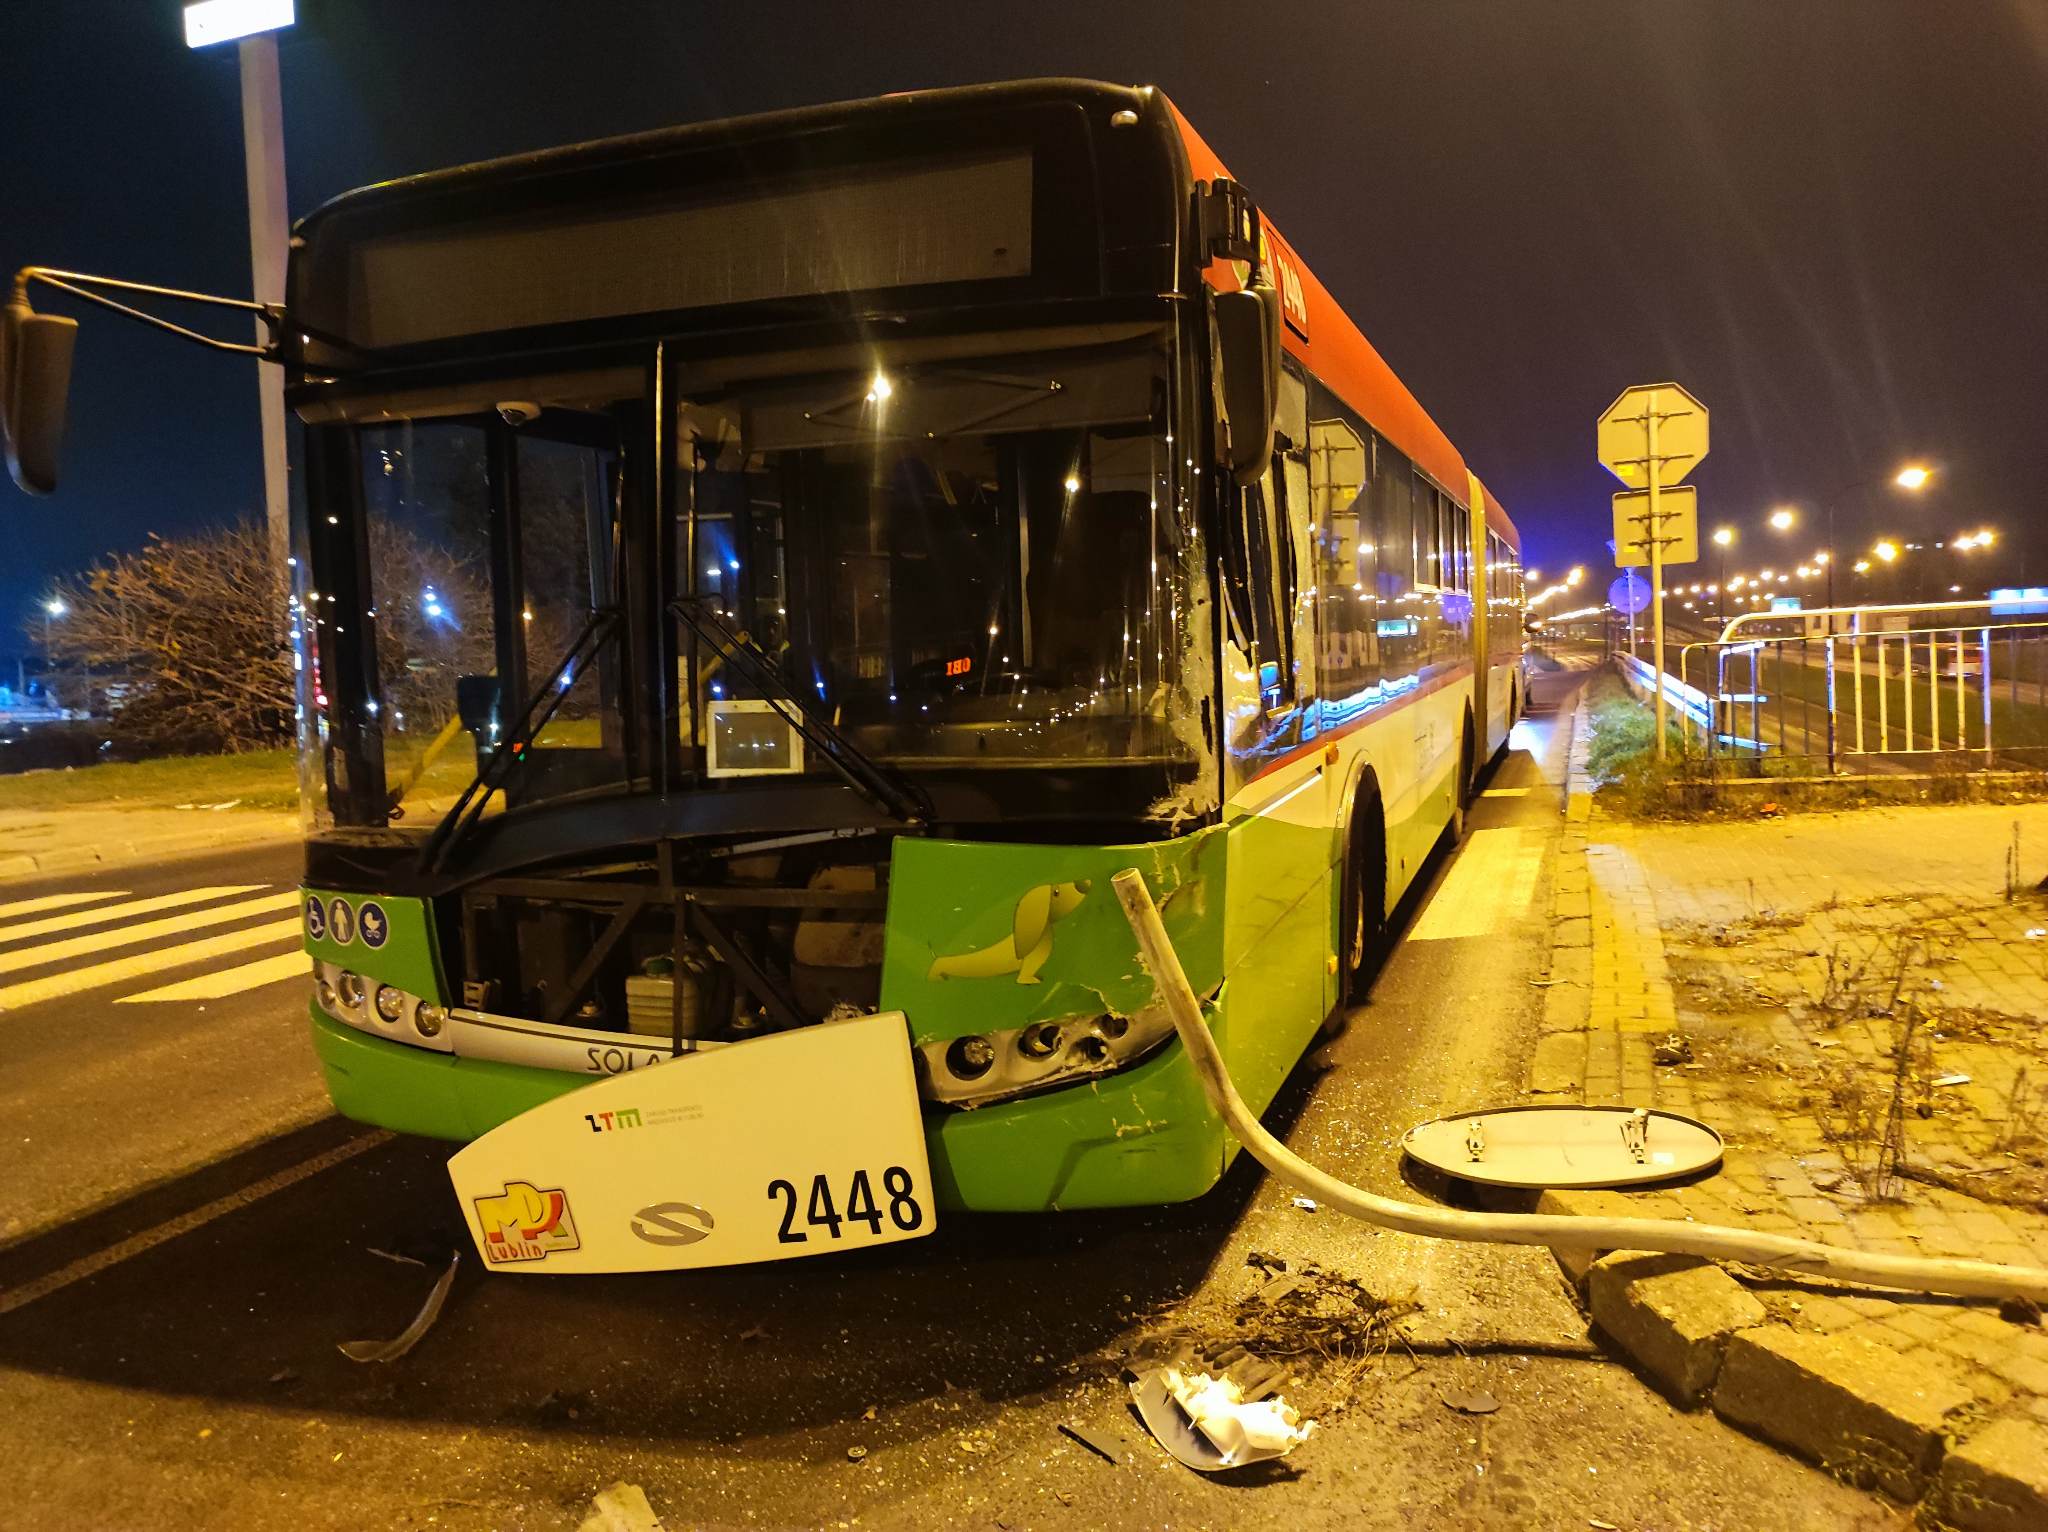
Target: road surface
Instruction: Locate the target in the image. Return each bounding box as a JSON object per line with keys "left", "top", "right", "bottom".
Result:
{"left": 0, "top": 655, "right": 1897, "bottom": 1529}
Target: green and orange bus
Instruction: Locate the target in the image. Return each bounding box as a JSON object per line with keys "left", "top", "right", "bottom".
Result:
{"left": 5, "top": 78, "right": 1523, "bottom": 1228}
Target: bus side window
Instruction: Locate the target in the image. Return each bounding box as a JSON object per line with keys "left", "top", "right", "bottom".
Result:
{"left": 1240, "top": 473, "right": 1292, "bottom": 709}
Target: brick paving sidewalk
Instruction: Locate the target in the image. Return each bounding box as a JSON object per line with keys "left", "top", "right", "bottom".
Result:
{"left": 1530, "top": 699, "right": 2048, "bottom": 1521}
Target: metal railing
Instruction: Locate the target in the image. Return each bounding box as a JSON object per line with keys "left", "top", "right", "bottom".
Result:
{"left": 1622, "top": 600, "right": 2048, "bottom": 773}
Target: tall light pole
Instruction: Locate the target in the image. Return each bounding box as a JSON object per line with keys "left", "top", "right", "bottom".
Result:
{"left": 186, "top": 1, "right": 294, "bottom": 577}
{"left": 41, "top": 598, "right": 66, "bottom": 712}
{"left": 1712, "top": 526, "right": 1734, "bottom": 627}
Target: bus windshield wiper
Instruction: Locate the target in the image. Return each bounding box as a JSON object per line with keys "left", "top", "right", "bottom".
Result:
{"left": 419, "top": 608, "right": 622, "bottom": 874}
{"left": 669, "top": 596, "right": 931, "bottom": 830}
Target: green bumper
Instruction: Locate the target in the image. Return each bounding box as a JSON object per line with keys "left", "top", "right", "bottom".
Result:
{"left": 309, "top": 999, "right": 1233, "bottom": 1212}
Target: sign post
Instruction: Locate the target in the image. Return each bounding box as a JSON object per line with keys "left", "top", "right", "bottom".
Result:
{"left": 1598, "top": 384, "right": 1710, "bottom": 760}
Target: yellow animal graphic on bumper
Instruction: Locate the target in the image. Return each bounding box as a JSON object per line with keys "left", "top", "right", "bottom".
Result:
{"left": 927, "top": 880, "right": 1091, "bottom": 985}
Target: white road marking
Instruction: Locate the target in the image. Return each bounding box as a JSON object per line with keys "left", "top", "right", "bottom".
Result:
{"left": 0, "top": 890, "right": 297, "bottom": 975}
{"left": 0, "top": 916, "right": 303, "bottom": 1012}
{"left": 0, "top": 884, "right": 265, "bottom": 944}
{"left": 117, "top": 950, "right": 312, "bottom": 1004}
{"left": 1407, "top": 827, "right": 1544, "bottom": 941}
{"left": 0, "top": 1131, "right": 394, "bottom": 1317}
{"left": 0, "top": 890, "right": 131, "bottom": 922}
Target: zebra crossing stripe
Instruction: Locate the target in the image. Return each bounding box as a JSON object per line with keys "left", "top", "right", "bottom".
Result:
{"left": 0, "top": 885, "right": 266, "bottom": 944}
{"left": 0, "top": 891, "right": 298, "bottom": 977}
{"left": 0, "top": 890, "right": 131, "bottom": 922}
{"left": 117, "top": 949, "right": 312, "bottom": 1004}
{"left": 0, "top": 917, "right": 303, "bottom": 1012}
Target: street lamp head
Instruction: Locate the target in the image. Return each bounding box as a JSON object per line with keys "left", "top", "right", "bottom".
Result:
{"left": 44, "top": 599, "right": 68, "bottom": 618}
{"left": 1894, "top": 464, "right": 1933, "bottom": 491}
{"left": 1566, "top": 565, "right": 1584, "bottom": 586}
{"left": 1853, "top": 559, "right": 1871, "bottom": 574}
{"left": 1768, "top": 507, "right": 1797, "bottom": 532}
{"left": 1712, "top": 526, "right": 1735, "bottom": 547}
{"left": 1874, "top": 540, "right": 1899, "bottom": 563}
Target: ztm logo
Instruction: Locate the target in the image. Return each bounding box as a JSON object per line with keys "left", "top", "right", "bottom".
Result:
{"left": 471, "top": 1181, "right": 581, "bottom": 1264}
{"left": 585, "top": 1109, "right": 643, "bottom": 1133}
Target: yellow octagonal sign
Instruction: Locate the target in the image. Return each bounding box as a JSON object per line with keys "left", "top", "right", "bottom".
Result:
{"left": 1597, "top": 381, "right": 1709, "bottom": 488}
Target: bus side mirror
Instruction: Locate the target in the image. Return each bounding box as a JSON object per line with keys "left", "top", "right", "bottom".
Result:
{"left": 1, "top": 293, "right": 79, "bottom": 496}
{"left": 1213, "top": 283, "right": 1280, "bottom": 487}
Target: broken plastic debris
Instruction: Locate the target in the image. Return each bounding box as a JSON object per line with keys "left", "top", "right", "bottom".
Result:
{"left": 338, "top": 1251, "right": 459, "bottom": 1363}
{"left": 576, "top": 1481, "right": 667, "bottom": 1532}
{"left": 1932, "top": 1073, "right": 1971, "bottom": 1088}
{"left": 1291, "top": 1196, "right": 1319, "bottom": 1212}
{"left": 1441, "top": 1387, "right": 1500, "bottom": 1415}
{"left": 1058, "top": 1422, "right": 1130, "bottom": 1464}
{"left": 1128, "top": 1365, "right": 1316, "bottom": 1472}
{"left": 366, "top": 1246, "right": 426, "bottom": 1267}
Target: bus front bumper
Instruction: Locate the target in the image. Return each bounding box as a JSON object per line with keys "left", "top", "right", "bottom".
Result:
{"left": 309, "top": 998, "right": 1233, "bottom": 1213}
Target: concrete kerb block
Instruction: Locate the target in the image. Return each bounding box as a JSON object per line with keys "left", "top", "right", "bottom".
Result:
{"left": 1712, "top": 1325, "right": 1978, "bottom": 1502}
{"left": 1927, "top": 1414, "right": 2048, "bottom": 1532}
{"left": 1586, "top": 1249, "right": 1769, "bottom": 1407}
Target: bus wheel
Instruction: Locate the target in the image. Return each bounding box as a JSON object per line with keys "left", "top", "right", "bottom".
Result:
{"left": 1447, "top": 716, "right": 1475, "bottom": 844}
{"left": 1338, "top": 781, "right": 1387, "bottom": 1007}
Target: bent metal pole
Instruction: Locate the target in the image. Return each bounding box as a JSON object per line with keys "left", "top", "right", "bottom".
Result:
{"left": 1110, "top": 868, "right": 2048, "bottom": 1304}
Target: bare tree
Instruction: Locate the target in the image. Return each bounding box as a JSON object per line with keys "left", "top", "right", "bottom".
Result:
{"left": 48, "top": 524, "right": 291, "bottom": 753}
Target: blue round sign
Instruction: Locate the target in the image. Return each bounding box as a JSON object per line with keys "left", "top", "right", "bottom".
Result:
{"left": 305, "top": 896, "right": 327, "bottom": 941}
{"left": 359, "top": 900, "right": 389, "bottom": 950}
{"left": 1608, "top": 571, "right": 1652, "bottom": 616}
{"left": 327, "top": 896, "right": 356, "bottom": 945}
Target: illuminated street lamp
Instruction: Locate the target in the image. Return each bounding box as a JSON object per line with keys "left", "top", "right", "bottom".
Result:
{"left": 1768, "top": 506, "right": 1797, "bottom": 532}
{"left": 1895, "top": 464, "right": 1933, "bottom": 490}
{"left": 41, "top": 598, "right": 67, "bottom": 710}
{"left": 1874, "top": 540, "right": 1899, "bottom": 563}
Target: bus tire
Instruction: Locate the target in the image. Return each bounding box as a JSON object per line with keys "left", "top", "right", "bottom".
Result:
{"left": 1447, "top": 714, "right": 1475, "bottom": 844}
{"left": 1337, "top": 777, "right": 1387, "bottom": 1007}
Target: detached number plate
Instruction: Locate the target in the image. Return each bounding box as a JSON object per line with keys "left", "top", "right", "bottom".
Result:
{"left": 449, "top": 1012, "right": 936, "bottom": 1273}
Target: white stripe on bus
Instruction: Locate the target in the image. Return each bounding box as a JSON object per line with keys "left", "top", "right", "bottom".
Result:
{"left": 0, "top": 885, "right": 266, "bottom": 944}
{"left": 0, "top": 891, "right": 297, "bottom": 976}
{"left": 0, "top": 890, "right": 131, "bottom": 922}
{"left": 116, "top": 949, "right": 311, "bottom": 1004}
{"left": 0, "top": 917, "right": 303, "bottom": 1012}
{"left": 1407, "top": 827, "right": 1543, "bottom": 941}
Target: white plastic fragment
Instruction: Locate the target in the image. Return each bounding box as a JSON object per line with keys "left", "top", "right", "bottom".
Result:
{"left": 1128, "top": 1365, "right": 1316, "bottom": 1471}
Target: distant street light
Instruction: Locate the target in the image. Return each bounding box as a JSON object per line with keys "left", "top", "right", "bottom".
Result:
{"left": 41, "top": 598, "right": 67, "bottom": 712}
{"left": 1895, "top": 464, "right": 1933, "bottom": 490}
{"left": 1768, "top": 506, "right": 1797, "bottom": 532}
{"left": 1874, "top": 540, "right": 1900, "bottom": 563}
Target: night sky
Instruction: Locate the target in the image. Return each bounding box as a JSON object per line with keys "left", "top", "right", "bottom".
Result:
{"left": 6, "top": 0, "right": 2047, "bottom": 646}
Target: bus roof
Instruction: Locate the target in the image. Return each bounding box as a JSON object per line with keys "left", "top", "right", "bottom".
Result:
{"left": 1164, "top": 99, "right": 1518, "bottom": 549}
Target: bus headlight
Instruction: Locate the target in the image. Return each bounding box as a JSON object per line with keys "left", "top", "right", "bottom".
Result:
{"left": 373, "top": 985, "right": 405, "bottom": 1023}
{"left": 414, "top": 1004, "right": 445, "bottom": 1038}
{"left": 316, "top": 977, "right": 338, "bottom": 1011}
{"left": 337, "top": 971, "right": 365, "bottom": 1010}
{"left": 918, "top": 999, "right": 1188, "bottom": 1110}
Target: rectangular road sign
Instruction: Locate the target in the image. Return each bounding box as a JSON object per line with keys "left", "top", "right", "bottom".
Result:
{"left": 1612, "top": 485, "right": 1698, "bottom": 568}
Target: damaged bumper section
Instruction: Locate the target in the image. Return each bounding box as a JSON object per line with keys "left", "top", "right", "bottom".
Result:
{"left": 303, "top": 825, "right": 1235, "bottom": 1214}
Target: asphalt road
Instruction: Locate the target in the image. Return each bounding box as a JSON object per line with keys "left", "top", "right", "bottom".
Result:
{"left": 0, "top": 661, "right": 1901, "bottom": 1531}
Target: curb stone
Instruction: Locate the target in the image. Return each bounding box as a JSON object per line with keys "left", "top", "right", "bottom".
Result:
{"left": 1713, "top": 1326, "right": 1979, "bottom": 1501}
{"left": 1926, "top": 1414, "right": 2048, "bottom": 1532}
{"left": 1586, "top": 1250, "right": 1768, "bottom": 1407}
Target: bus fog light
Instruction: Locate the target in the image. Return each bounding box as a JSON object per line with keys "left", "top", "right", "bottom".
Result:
{"left": 337, "top": 971, "right": 365, "bottom": 1009}
{"left": 316, "top": 978, "right": 337, "bottom": 1011}
{"left": 945, "top": 1035, "right": 994, "bottom": 1079}
{"left": 414, "top": 1004, "right": 445, "bottom": 1038}
{"left": 373, "top": 985, "right": 405, "bottom": 1023}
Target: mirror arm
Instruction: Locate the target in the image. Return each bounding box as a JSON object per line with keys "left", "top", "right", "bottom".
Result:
{"left": 14, "top": 267, "right": 281, "bottom": 360}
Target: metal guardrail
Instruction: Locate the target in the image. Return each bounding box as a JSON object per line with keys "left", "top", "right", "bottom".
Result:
{"left": 1616, "top": 600, "right": 2048, "bottom": 772}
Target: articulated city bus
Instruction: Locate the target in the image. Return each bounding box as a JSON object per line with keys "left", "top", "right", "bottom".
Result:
{"left": 4, "top": 79, "right": 1522, "bottom": 1245}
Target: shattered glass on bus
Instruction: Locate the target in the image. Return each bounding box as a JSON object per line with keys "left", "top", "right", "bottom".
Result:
{"left": 674, "top": 341, "right": 1205, "bottom": 776}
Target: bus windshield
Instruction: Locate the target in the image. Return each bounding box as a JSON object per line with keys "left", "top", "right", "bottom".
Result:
{"left": 308, "top": 339, "right": 1197, "bottom": 832}
{"left": 679, "top": 342, "right": 1186, "bottom": 768}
